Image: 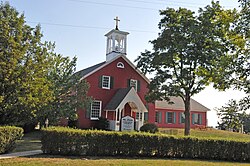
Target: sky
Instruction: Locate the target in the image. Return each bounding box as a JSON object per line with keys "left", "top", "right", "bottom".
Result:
{"left": 4, "top": 0, "right": 247, "bottom": 127}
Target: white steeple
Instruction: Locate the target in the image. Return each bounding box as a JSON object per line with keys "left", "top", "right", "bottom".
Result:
{"left": 105, "top": 17, "right": 129, "bottom": 62}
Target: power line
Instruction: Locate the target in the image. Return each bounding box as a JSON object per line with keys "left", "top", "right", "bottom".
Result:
{"left": 67, "top": 0, "right": 159, "bottom": 11}
{"left": 119, "top": 0, "right": 208, "bottom": 8}
{"left": 27, "top": 21, "right": 157, "bottom": 33}
{"left": 66, "top": 0, "right": 235, "bottom": 11}
{"left": 123, "top": 0, "right": 235, "bottom": 8}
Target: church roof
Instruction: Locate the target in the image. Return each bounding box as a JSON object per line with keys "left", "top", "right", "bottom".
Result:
{"left": 75, "top": 61, "right": 106, "bottom": 78}
{"left": 155, "top": 97, "right": 210, "bottom": 112}
{"left": 105, "top": 87, "right": 132, "bottom": 110}
{"left": 76, "top": 55, "right": 150, "bottom": 83}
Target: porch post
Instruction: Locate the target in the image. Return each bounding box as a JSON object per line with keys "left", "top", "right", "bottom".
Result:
{"left": 105, "top": 110, "right": 108, "bottom": 118}
{"left": 138, "top": 110, "right": 141, "bottom": 130}
{"left": 115, "top": 109, "right": 118, "bottom": 122}
{"left": 141, "top": 110, "right": 144, "bottom": 124}
{"left": 119, "top": 109, "right": 122, "bottom": 121}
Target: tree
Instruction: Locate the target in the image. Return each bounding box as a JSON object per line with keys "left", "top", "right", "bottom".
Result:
{"left": 0, "top": 2, "right": 53, "bottom": 126}
{"left": 208, "top": 1, "right": 250, "bottom": 131}
{"left": 39, "top": 54, "right": 92, "bottom": 125}
{"left": 234, "top": 0, "right": 250, "bottom": 109}
{"left": 135, "top": 2, "right": 243, "bottom": 135}
{"left": 0, "top": 2, "right": 91, "bottom": 127}
{"left": 242, "top": 113, "right": 250, "bottom": 133}
{"left": 216, "top": 100, "right": 245, "bottom": 132}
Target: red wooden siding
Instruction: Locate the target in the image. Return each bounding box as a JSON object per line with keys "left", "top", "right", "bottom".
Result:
{"left": 77, "top": 57, "right": 154, "bottom": 128}
{"left": 154, "top": 108, "right": 207, "bottom": 128}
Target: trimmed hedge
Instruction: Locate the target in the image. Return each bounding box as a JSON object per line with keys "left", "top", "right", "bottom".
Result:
{"left": 41, "top": 127, "right": 250, "bottom": 162}
{"left": 140, "top": 123, "right": 158, "bottom": 133}
{"left": 0, "top": 126, "right": 23, "bottom": 154}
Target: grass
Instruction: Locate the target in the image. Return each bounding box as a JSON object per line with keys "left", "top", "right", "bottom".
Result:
{"left": 2, "top": 128, "right": 249, "bottom": 165}
{"left": 13, "top": 131, "right": 42, "bottom": 152}
{"left": 12, "top": 128, "right": 250, "bottom": 153}
{"left": 160, "top": 128, "right": 250, "bottom": 141}
{"left": 0, "top": 155, "right": 250, "bottom": 166}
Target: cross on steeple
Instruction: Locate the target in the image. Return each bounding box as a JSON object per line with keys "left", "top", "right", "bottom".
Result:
{"left": 114, "top": 16, "right": 120, "bottom": 30}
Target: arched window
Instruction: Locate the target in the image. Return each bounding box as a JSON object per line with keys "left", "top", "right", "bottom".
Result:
{"left": 117, "top": 62, "right": 124, "bottom": 68}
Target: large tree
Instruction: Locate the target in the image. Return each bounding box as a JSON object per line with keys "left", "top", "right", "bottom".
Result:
{"left": 39, "top": 54, "right": 92, "bottom": 125}
{"left": 234, "top": 0, "right": 250, "bottom": 109}
{"left": 0, "top": 2, "right": 91, "bottom": 127}
{"left": 136, "top": 2, "right": 244, "bottom": 135}
{"left": 212, "top": 0, "right": 250, "bottom": 111}
{"left": 0, "top": 2, "right": 53, "bottom": 126}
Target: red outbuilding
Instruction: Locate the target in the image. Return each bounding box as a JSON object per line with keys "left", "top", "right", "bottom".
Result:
{"left": 76, "top": 20, "right": 209, "bottom": 131}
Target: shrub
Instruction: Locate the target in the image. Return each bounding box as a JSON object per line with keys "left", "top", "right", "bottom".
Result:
{"left": 0, "top": 126, "right": 23, "bottom": 154}
{"left": 41, "top": 127, "right": 250, "bottom": 162}
{"left": 95, "top": 117, "right": 109, "bottom": 130}
{"left": 140, "top": 123, "right": 158, "bottom": 133}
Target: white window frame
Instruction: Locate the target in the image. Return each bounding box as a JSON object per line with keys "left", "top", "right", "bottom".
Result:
{"left": 166, "top": 112, "right": 174, "bottom": 123}
{"left": 136, "top": 112, "right": 142, "bottom": 121}
{"left": 117, "top": 62, "right": 124, "bottom": 68}
{"left": 193, "top": 113, "right": 202, "bottom": 125}
{"left": 102, "top": 75, "right": 110, "bottom": 89}
{"left": 180, "top": 112, "right": 185, "bottom": 124}
{"left": 130, "top": 79, "right": 137, "bottom": 92}
{"left": 90, "top": 100, "right": 102, "bottom": 120}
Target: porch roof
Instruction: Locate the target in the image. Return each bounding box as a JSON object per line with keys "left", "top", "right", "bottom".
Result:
{"left": 104, "top": 87, "right": 147, "bottom": 112}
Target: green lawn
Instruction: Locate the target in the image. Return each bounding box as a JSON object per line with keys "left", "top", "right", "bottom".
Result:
{"left": 0, "top": 155, "right": 250, "bottom": 166}
{"left": 160, "top": 128, "right": 250, "bottom": 141}
{"left": 13, "top": 131, "right": 42, "bottom": 152}
{"left": 6, "top": 128, "right": 250, "bottom": 166}
{"left": 12, "top": 128, "right": 250, "bottom": 152}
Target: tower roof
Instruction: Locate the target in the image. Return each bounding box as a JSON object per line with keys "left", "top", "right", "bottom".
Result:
{"left": 104, "top": 29, "right": 129, "bottom": 37}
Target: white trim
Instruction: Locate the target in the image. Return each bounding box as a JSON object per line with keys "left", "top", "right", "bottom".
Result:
{"left": 117, "top": 62, "right": 124, "bottom": 68}
{"left": 116, "top": 88, "right": 148, "bottom": 113}
{"left": 79, "top": 55, "right": 150, "bottom": 84}
{"left": 166, "top": 112, "right": 175, "bottom": 124}
{"left": 102, "top": 75, "right": 110, "bottom": 89}
{"left": 130, "top": 79, "right": 137, "bottom": 92}
{"left": 90, "top": 100, "right": 102, "bottom": 120}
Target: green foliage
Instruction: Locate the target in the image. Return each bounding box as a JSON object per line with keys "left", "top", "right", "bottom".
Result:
{"left": 135, "top": 2, "right": 244, "bottom": 136}
{"left": 95, "top": 117, "right": 109, "bottom": 130}
{"left": 215, "top": 1, "right": 250, "bottom": 111}
{"left": 40, "top": 54, "right": 92, "bottom": 125}
{"left": 0, "top": 2, "right": 91, "bottom": 127}
{"left": 0, "top": 2, "right": 54, "bottom": 126}
{"left": 140, "top": 123, "right": 158, "bottom": 133}
{"left": 41, "top": 127, "right": 250, "bottom": 162}
{"left": 0, "top": 126, "right": 23, "bottom": 154}
{"left": 243, "top": 114, "right": 250, "bottom": 133}
{"left": 216, "top": 100, "right": 245, "bottom": 132}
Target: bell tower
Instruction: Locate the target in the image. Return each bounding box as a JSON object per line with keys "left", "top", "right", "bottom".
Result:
{"left": 105, "top": 17, "right": 129, "bottom": 62}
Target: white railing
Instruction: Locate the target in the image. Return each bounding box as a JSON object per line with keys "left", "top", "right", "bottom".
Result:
{"left": 109, "top": 120, "right": 116, "bottom": 131}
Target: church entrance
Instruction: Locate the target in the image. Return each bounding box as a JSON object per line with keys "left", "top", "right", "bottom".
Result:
{"left": 104, "top": 88, "right": 147, "bottom": 131}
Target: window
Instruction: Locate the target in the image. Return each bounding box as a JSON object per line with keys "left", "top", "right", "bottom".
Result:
{"left": 90, "top": 101, "right": 102, "bottom": 120}
{"left": 102, "top": 76, "right": 110, "bottom": 89}
{"left": 179, "top": 112, "right": 185, "bottom": 124}
{"left": 136, "top": 112, "right": 143, "bottom": 121}
{"left": 127, "top": 79, "right": 140, "bottom": 92}
{"left": 99, "top": 75, "right": 113, "bottom": 89}
{"left": 166, "top": 112, "right": 176, "bottom": 124}
{"left": 117, "top": 62, "right": 124, "bottom": 68}
{"left": 192, "top": 113, "right": 202, "bottom": 125}
{"left": 144, "top": 112, "right": 148, "bottom": 122}
{"left": 130, "top": 79, "right": 137, "bottom": 91}
{"left": 155, "top": 111, "right": 162, "bottom": 123}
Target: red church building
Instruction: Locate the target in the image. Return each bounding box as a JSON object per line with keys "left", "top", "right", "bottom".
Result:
{"left": 76, "top": 19, "right": 209, "bottom": 131}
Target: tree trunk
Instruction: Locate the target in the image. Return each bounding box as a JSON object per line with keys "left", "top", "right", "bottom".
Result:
{"left": 184, "top": 94, "right": 191, "bottom": 136}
